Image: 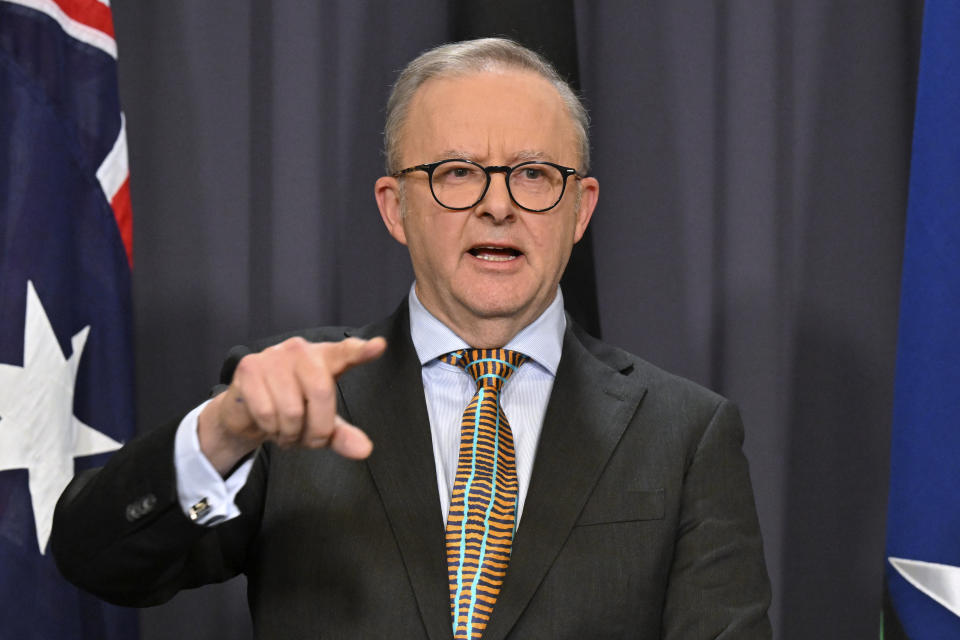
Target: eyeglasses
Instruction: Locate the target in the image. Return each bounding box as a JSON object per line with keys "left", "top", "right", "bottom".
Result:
{"left": 392, "top": 159, "right": 581, "bottom": 213}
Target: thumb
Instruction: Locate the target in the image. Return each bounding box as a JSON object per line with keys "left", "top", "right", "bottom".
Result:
{"left": 328, "top": 415, "right": 374, "bottom": 459}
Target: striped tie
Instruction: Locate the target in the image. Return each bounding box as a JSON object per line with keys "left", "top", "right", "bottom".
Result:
{"left": 440, "top": 348, "right": 528, "bottom": 640}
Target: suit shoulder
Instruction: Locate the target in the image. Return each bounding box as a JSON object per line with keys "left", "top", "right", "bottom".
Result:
{"left": 574, "top": 329, "right": 751, "bottom": 493}
{"left": 633, "top": 357, "right": 727, "bottom": 412}
{"left": 571, "top": 322, "right": 733, "bottom": 437}
{"left": 574, "top": 322, "right": 725, "bottom": 402}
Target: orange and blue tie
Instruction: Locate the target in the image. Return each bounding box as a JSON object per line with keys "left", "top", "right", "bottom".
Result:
{"left": 439, "top": 348, "right": 528, "bottom": 640}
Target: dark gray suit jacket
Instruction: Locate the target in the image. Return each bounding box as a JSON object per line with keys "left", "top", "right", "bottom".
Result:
{"left": 52, "top": 302, "right": 772, "bottom": 639}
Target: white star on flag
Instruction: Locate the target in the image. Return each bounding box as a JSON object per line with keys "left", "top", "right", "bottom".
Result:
{"left": 0, "top": 280, "right": 123, "bottom": 554}
{"left": 889, "top": 557, "right": 960, "bottom": 619}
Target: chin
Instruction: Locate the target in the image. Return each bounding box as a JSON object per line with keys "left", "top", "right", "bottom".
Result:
{"left": 447, "top": 277, "right": 551, "bottom": 324}
{"left": 461, "top": 293, "right": 534, "bottom": 321}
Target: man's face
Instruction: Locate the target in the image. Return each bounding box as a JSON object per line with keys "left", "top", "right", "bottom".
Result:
{"left": 376, "top": 69, "right": 598, "bottom": 344}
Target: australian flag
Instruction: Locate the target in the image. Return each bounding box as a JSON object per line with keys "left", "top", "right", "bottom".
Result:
{"left": 884, "top": 0, "right": 960, "bottom": 637}
{"left": 0, "top": 0, "right": 137, "bottom": 637}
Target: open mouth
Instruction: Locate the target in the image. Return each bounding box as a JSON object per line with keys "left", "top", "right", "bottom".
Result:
{"left": 468, "top": 246, "right": 523, "bottom": 262}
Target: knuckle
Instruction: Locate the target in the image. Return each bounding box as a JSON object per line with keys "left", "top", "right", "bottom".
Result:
{"left": 276, "top": 400, "right": 304, "bottom": 424}
{"left": 313, "top": 374, "right": 334, "bottom": 394}
{"left": 234, "top": 354, "right": 256, "bottom": 376}
{"left": 267, "top": 336, "right": 307, "bottom": 357}
{"left": 249, "top": 405, "right": 275, "bottom": 429}
{"left": 308, "top": 378, "right": 335, "bottom": 404}
{"left": 282, "top": 336, "right": 308, "bottom": 351}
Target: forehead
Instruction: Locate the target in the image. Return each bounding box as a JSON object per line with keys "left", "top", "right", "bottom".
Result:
{"left": 400, "top": 69, "right": 579, "bottom": 165}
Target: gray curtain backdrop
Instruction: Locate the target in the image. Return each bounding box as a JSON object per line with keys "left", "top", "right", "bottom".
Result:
{"left": 111, "top": 2, "right": 922, "bottom": 638}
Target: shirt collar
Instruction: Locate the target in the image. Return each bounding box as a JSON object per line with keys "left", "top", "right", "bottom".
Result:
{"left": 408, "top": 283, "right": 566, "bottom": 376}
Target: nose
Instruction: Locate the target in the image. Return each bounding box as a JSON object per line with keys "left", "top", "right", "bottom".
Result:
{"left": 476, "top": 170, "right": 516, "bottom": 223}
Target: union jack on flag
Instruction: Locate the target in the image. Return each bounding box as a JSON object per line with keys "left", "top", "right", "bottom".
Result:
{"left": 0, "top": 0, "right": 138, "bottom": 637}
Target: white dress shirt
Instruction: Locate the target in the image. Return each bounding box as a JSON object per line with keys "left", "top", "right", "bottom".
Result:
{"left": 174, "top": 284, "right": 565, "bottom": 527}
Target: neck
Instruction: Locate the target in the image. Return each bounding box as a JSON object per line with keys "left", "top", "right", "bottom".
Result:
{"left": 415, "top": 285, "right": 553, "bottom": 349}
{"left": 449, "top": 318, "right": 528, "bottom": 349}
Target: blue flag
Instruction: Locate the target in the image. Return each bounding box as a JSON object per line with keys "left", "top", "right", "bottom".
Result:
{"left": 0, "top": 0, "right": 138, "bottom": 637}
{"left": 885, "top": 1, "right": 960, "bottom": 637}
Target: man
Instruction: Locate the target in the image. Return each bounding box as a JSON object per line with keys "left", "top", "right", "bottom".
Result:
{"left": 52, "top": 38, "right": 771, "bottom": 639}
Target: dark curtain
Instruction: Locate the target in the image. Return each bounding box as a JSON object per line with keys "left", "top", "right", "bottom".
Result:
{"left": 110, "top": 2, "right": 923, "bottom": 638}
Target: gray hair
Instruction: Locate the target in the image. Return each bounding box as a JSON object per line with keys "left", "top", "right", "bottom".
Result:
{"left": 384, "top": 38, "right": 591, "bottom": 175}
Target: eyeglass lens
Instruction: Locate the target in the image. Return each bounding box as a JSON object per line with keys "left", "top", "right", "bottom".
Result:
{"left": 431, "top": 161, "right": 565, "bottom": 211}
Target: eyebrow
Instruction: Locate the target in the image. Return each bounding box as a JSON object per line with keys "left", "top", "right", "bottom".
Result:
{"left": 436, "top": 149, "right": 474, "bottom": 161}
{"left": 511, "top": 149, "right": 552, "bottom": 163}
{"left": 436, "top": 149, "right": 554, "bottom": 164}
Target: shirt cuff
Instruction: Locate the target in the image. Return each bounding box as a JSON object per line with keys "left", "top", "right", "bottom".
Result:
{"left": 174, "top": 399, "right": 255, "bottom": 525}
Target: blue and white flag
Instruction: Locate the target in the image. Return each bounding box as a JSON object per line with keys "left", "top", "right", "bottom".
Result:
{"left": 0, "top": 0, "right": 137, "bottom": 637}
{"left": 885, "top": 1, "right": 960, "bottom": 637}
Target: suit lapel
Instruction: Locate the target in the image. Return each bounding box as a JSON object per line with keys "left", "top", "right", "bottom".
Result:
{"left": 481, "top": 322, "right": 647, "bottom": 640}
{"left": 339, "top": 307, "right": 453, "bottom": 640}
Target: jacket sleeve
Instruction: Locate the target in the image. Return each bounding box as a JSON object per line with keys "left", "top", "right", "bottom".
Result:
{"left": 50, "top": 331, "right": 349, "bottom": 607}
{"left": 660, "top": 399, "right": 773, "bottom": 639}
{"left": 51, "top": 407, "right": 267, "bottom": 607}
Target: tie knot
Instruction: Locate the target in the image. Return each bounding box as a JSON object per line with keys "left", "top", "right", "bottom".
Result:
{"left": 440, "top": 348, "right": 528, "bottom": 391}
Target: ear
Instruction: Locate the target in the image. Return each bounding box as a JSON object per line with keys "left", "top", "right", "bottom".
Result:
{"left": 572, "top": 176, "right": 599, "bottom": 243}
{"left": 375, "top": 176, "right": 407, "bottom": 245}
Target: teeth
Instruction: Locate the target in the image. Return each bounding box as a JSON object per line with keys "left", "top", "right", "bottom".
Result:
{"left": 470, "top": 246, "right": 519, "bottom": 262}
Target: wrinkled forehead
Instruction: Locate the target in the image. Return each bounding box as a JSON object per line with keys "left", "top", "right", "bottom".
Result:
{"left": 400, "top": 69, "right": 580, "bottom": 166}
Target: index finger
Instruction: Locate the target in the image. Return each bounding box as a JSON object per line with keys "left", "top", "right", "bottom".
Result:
{"left": 318, "top": 336, "right": 387, "bottom": 378}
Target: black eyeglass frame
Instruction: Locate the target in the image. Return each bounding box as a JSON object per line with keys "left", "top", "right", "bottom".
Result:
{"left": 391, "top": 158, "right": 581, "bottom": 213}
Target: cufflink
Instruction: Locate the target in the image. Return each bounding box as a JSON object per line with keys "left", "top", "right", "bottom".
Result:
{"left": 189, "top": 497, "right": 211, "bottom": 522}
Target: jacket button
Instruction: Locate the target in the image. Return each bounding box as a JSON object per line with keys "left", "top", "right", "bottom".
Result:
{"left": 140, "top": 494, "right": 157, "bottom": 512}
{"left": 125, "top": 493, "right": 157, "bottom": 522}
